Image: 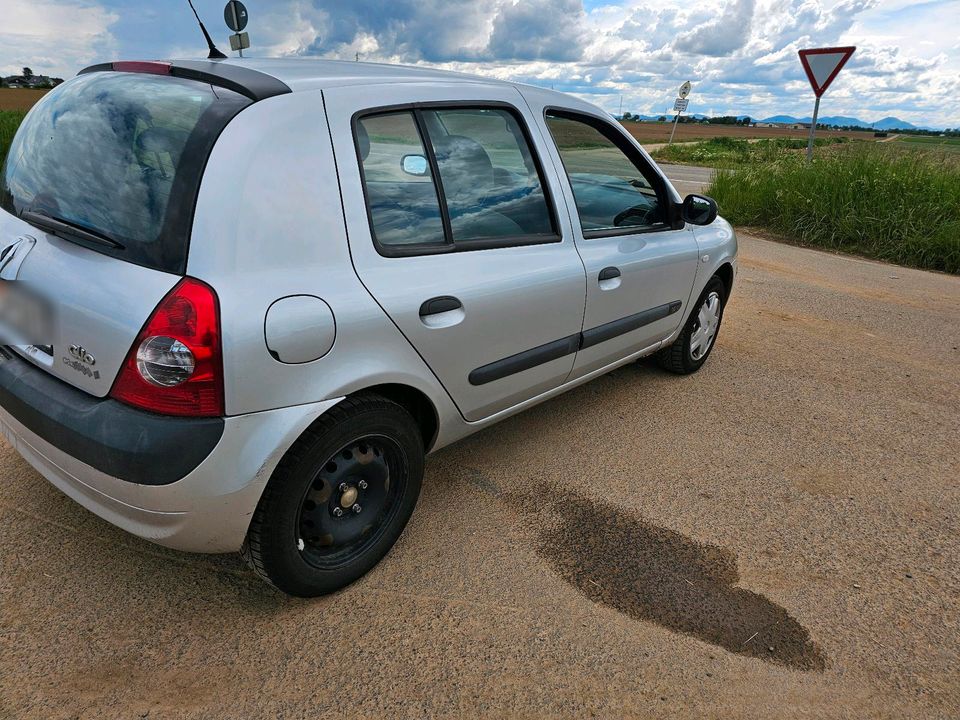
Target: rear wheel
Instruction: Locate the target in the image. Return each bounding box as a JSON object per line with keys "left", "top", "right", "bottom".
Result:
{"left": 657, "top": 276, "right": 727, "bottom": 374}
{"left": 243, "top": 394, "right": 423, "bottom": 597}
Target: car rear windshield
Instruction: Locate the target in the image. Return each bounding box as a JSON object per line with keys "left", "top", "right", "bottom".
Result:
{"left": 0, "top": 71, "right": 251, "bottom": 274}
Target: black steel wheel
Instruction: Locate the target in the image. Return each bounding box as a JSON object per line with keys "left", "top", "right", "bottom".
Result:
{"left": 296, "top": 436, "right": 406, "bottom": 570}
{"left": 243, "top": 394, "right": 424, "bottom": 597}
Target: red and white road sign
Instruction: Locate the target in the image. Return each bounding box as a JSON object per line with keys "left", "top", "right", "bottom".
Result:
{"left": 798, "top": 46, "right": 856, "bottom": 97}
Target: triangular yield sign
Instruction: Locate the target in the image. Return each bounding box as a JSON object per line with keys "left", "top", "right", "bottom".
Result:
{"left": 798, "top": 46, "right": 856, "bottom": 97}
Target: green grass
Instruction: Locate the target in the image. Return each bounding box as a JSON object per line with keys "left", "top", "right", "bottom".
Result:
{"left": 708, "top": 143, "right": 960, "bottom": 273}
{"left": 652, "top": 136, "right": 846, "bottom": 168}
{"left": 0, "top": 109, "right": 27, "bottom": 166}
{"left": 895, "top": 135, "right": 960, "bottom": 154}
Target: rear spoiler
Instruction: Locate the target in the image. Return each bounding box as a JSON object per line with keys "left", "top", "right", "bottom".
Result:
{"left": 78, "top": 60, "right": 291, "bottom": 103}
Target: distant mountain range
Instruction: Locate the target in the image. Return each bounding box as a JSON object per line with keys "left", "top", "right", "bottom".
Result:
{"left": 759, "top": 115, "right": 933, "bottom": 131}
{"left": 623, "top": 112, "right": 939, "bottom": 131}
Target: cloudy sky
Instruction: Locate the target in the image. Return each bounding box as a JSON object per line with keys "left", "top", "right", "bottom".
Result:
{"left": 2, "top": 0, "right": 958, "bottom": 126}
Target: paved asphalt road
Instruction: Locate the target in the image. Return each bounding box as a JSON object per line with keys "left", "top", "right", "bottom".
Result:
{"left": 657, "top": 163, "right": 715, "bottom": 196}
{"left": 1, "top": 171, "right": 958, "bottom": 716}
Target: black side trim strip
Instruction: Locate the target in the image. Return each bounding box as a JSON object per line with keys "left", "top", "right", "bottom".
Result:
{"left": 469, "top": 334, "right": 580, "bottom": 386}
{"left": 79, "top": 60, "right": 291, "bottom": 102}
{"left": 466, "top": 300, "right": 683, "bottom": 385}
{"left": 0, "top": 349, "right": 224, "bottom": 486}
{"left": 580, "top": 300, "right": 682, "bottom": 350}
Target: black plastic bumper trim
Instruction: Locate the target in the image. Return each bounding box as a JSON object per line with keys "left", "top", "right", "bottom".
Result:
{"left": 467, "top": 300, "right": 683, "bottom": 385}
{"left": 580, "top": 300, "right": 682, "bottom": 350}
{"left": 0, "top": 349, "right": 224, "bottom": 485}
{"left": 469, "top": 334, "right": 580, "bottom": 386}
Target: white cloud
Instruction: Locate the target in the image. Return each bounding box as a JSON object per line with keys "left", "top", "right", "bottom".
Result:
{"left": 0, "top": 0, "right": 118, "bottom": 78}
{"left": 3, "top": 0, "right": 958, "bottom": 127}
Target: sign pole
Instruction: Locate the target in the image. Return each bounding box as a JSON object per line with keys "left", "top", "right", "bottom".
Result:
{"left": 805, "top": 95, "right": 820, "bottom": 163}
{"left": 669, "top": 80, "right": 692, "bottom": 146}
{"left": 231, "top": 3, "right": 243, "bottom": 56}
{"left": 797, "top": 47, "right": 855, "bottom": 162}
{"left": 668, "top": 111, "right": 681, "bottom": 145}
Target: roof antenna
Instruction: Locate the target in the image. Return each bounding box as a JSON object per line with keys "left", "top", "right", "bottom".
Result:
{"left": 187, "top": 0, "right": 228, "bottom": 59}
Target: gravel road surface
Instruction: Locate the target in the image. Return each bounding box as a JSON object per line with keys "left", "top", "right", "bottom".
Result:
{"left": 2, "top": 230, "right": 958, "bottom": 719}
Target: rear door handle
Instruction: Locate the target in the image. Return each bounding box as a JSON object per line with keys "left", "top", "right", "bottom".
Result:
{"left": 598, "top": 266, "right": 622, "bottom": 291}
{"left": 419, "top": 296, "right": 462, "bottom": 317}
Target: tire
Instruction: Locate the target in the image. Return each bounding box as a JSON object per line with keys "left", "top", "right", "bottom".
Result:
{"left": 242, "top": 394, "right": 424, "bottom": 597}
{"left": 657, "top": 275, "right": 727, "bottom": 374}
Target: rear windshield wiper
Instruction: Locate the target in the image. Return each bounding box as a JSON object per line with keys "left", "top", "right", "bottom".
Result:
{"left": 21, "top": 211, "right": 126, "bottom": 250}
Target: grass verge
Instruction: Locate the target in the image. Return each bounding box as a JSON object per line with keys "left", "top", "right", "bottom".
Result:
{"left": 708, "top": 143, "right": 960, "bottom": 273}
{"left": 652, "top": 136, "right": 846, "bottom": 168}
{"left": 1, "top": 110, "right": 27, "bottom": 166}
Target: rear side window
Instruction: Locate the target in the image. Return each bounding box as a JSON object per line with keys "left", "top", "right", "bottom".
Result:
{"left": 545, "top": 111, "right": 666, "bottom": 235}
{"left": 356, "top": 106, "right": 557, "bottom": 253}
{"left": 0, "top": 71, "right": 251, "bottom": 273}
{"left": 355, "top": 112, "right": 446, "bottom": 247}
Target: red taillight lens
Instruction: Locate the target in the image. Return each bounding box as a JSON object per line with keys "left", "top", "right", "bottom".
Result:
{"left": 110, "top": 278, "right": 224, "bottom": 417}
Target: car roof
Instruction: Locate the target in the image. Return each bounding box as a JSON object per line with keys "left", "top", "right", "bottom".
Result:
{"left": 207, "top": 57, "right": 513, "bottom": 93}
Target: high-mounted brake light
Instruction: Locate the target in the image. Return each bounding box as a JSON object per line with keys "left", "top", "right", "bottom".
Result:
{"left": 112, "top": 61, "right": 172, "bottom": 75}
{"left": 110, "top": 278, "right": 224, "bottom": 417}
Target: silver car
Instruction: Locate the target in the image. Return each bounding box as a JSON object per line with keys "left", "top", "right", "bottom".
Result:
{"left": 0, "top": 59, "right": 736, "bottom": 596}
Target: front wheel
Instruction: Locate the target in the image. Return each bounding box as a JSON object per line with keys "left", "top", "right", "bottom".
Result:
{"left": 657, "top": 276, "right": 727, "bottom": 374}
{"left": 242, "top": 394, "right": 424, "bottom": 597}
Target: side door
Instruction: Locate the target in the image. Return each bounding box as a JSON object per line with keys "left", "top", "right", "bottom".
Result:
{"left": 528, "top": 98, "right": 701, "bottom": 380}
{"left": 324, "top": 83, "right": 586, "bottom": 422}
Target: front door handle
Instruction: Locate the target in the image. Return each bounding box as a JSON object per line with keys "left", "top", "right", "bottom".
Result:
{"left": 419, "top": 296, "right": 462, "bottom": 317}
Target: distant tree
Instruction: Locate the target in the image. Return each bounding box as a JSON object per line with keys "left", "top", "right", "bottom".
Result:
{"left": 657, "top": 115, "right": 667, "bottom": 122}
{"left": 22, "top": 67, "right": 33, "bottom": 79}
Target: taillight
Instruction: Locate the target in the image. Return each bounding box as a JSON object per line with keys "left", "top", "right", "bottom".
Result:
{"left": 110, "top": 278, "right": 224, "bottom": 417}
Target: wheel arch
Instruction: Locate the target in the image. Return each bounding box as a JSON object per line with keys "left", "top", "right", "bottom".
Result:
{"left": 715, "top": 262, "right": 734, "bottom": 297}
{"left": 357, "top": 383, "right": 440, "bottom": 452}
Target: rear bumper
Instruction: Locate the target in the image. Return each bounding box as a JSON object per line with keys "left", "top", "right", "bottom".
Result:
{"left": 0, "top": 348, "right": 223, "bottom": 485}
{"left": 0, "top": 349, "right": 343, "bottom": 552}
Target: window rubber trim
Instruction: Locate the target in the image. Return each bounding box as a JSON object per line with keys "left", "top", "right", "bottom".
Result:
{"left": 352, "top": 101, "right": 563, "bottom": 258}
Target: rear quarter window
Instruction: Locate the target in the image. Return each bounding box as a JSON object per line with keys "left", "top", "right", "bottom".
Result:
{"left": 0, "top": 72, "right": 251, "bottom": 273}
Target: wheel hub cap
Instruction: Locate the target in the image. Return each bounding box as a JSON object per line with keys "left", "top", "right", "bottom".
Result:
{"left": 690, "top": 291, "right": 721, "bottom": 361}
{"left": 339, "top": 485, "right": 359, "bottom": 508}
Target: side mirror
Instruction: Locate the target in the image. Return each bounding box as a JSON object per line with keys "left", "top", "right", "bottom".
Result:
{"left": 680, "top": 194, "right": 718, "bottom": 226}
{"left": 401, "top": 154, "right": 429, "bottom": 177}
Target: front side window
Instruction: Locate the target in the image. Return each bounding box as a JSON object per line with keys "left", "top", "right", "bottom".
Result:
{"left": 545, "top": 112, "right": 665, "bottom": 235}
{"left": 356, "top": 106, "right": 556, "bottom": 252}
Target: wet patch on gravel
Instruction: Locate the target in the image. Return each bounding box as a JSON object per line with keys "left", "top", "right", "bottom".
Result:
{"left": 478, "top": 474, "right": 825, "bottom": 670}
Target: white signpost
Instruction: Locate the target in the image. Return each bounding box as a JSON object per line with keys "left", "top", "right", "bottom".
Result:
{"left": 798, "top": 46, "right": 855, "bottom": 162}
{"left": 668, "top": 81, "right": 692, "bottom": 145}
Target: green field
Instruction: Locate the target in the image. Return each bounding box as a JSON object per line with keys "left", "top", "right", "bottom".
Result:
{"left": 895, "top": 135, "right": 960, "bottom": 153}
{"left": 0, "top": 109, "right": 26, "bottom": 167}
{"left": 651, "top": 136, "right": 847, "bottom": 168}
{"left": 708, "top": 143, "right": 960, "bottom": 273}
